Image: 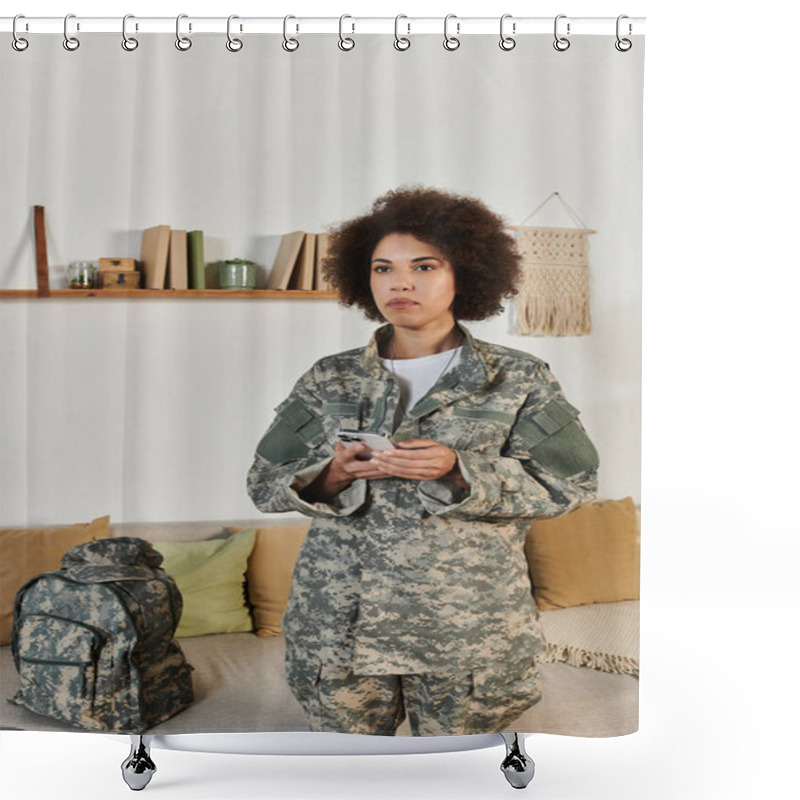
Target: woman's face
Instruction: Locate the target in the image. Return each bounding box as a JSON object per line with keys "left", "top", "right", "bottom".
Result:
{"left": 369, "top": 233, "right": 457, "bottom": 329}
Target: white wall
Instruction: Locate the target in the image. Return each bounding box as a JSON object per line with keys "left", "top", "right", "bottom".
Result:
{"left": 1, "top": 33, "right": 642, "bottom": 524}
{"left": 3, "top": 1, "right": 800, "bottom": 800}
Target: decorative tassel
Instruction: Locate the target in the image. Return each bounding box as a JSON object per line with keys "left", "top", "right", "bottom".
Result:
{"left": 540, "top": 642, "right": 639, "bottom": 677}
{"left": 514, "top": 225, "right": 595, "bottom": 337}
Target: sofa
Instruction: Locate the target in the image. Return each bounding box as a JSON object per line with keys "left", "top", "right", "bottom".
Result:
{"left": 0, "top": 500, "right": 639, "bottom": 737}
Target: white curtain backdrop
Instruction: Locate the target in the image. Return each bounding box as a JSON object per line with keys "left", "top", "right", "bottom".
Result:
{"left": 1, "top": 33, "right": 643, "bottom": 526}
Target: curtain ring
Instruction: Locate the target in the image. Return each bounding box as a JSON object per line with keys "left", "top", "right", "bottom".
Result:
{"left": 12, "top": 15, "right": 29, "bottom": 52}
{"left": 227, "top": 15, "right": 243, "bottom": 51}
{"left": 553, "top": 14, "right": 570, "bottom": 51}
{"left": 443, "top": 14, "right": 460, "bottom": 51}
{"left": 175, "top": 14, "right": 192, "bottom": 51}
{"left": 122, "top": 14, "right": 139, "bottom": 51}
{"left": 338, "top": 14, "right": 355, "bottom": 51}
{"left": 615, "top": 15, "right": 632, "bottom": 52}
{"left": 282, "top": 15, "right": 299, "bottom": 52}
{"left": 63, "top": 13, "right": 80, "bottom": 51}
{"left": 499, "top": 14, "right": 516, "bottom": 51}
{"left": 394, "top": 15, "right": 410, "bottom": 51}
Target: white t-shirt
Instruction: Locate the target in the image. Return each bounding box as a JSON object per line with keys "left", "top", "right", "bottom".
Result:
{"left": 380, "top": 347, "right": 463, "bottom": 429}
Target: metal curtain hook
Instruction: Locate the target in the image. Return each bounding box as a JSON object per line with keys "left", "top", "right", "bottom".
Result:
{"left": 615, "top": 15, "right": 632, "bottom": 51}
{"left": 176, "top": 14, "right": 192, "bottom": 51}
{"left": 122, "top": 14, "right": 139, "bottom": 51}
{"left": 553, "top": 14, "right": 570, "bottom": 51}
{"left": 227, "top": 15, "right": 243, "bottom": 51}
{"left": 443, "top": 14, "right": 460, "bottom": 51}
{"left": 63, "top": 13, "right": 80, "bottom": 51}
{"left": 283, "top": 15, "right": 299, "bottom": 52}
{"left": 394, "top": 15, "right": 410, "bottom": 51}
{"left": 338, "top": 14, "right": 355, "bottom": 51}
{"left": 499, "top": 14, "right": 516, "bottom": 51}
{"left": 12, "top": 14, "right": 29, "bottom": 51}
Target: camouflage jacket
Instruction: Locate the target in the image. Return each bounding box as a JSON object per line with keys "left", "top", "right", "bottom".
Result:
{"left": 247, "top": 322, "right": 598, "bottom": 675}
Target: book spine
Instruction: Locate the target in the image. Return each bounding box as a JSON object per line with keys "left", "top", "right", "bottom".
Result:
{"left": 187, "top": 231, "right": 205, "bottom": 290}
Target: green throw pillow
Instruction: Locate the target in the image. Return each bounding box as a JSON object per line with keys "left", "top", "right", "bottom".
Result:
{"left": 153, "top": 529, "right": 256, "bottom": 638}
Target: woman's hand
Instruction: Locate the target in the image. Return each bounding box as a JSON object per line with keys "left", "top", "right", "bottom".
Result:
{"left": 299, "top": 441, "right": 389, "bottom": 504}
{"left": 370, "top": 439, "right": 469, "bottom": 487}
{"left": 329, "top": 440, "right": 390, "bottom": 482}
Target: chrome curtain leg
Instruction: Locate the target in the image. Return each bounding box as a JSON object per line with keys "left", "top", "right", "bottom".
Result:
{"left": 121, "top": 735, "right": 157, "bottom": 791}
{"left": 499, "top": 733, "right": 535, "bottom": 789}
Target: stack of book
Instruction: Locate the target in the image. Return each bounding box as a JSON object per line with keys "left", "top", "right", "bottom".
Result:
{"left": 266, "top": 231, "right": 332, "bottom": 291}
{"left": 138, "top": 227, "right": 333, "bottom": 292}
{"left": 139, "top": 226, "right": 206, "bottom": 290}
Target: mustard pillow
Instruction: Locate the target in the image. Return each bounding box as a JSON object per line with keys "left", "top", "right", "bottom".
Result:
{"left": 0, "top": 515, "right": 111, "bottom": 646}
{"left": 153, "top": 529, "right": 256, "bottom": 638}
{"left": 525, "top": 497, "right": 640, "bottom": 610}
{"left": 229, "top": 524, "right": 309, "bottom": 637}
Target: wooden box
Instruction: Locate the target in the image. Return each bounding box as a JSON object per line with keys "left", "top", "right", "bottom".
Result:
{"left": 101, "top": 270, "right": 141, "bottom": 289}
{"left": 99, "top": 257, "right": 137, "bottom": 272}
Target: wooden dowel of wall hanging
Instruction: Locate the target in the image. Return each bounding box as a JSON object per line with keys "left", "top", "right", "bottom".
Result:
{"left": 34, "top": 205, "right": 50, "bottom": 297}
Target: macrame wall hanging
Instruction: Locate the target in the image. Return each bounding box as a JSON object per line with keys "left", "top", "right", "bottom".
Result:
{"left": 514, "top": 192, "right": 596, "bottom": 337}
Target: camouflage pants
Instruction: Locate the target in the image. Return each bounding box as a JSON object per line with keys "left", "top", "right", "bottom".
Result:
{"left": 287, "top": 656, "right": 543, "bottom": 736}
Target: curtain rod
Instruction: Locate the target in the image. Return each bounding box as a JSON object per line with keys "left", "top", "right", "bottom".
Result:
{"left": 2, "top": 16, "right": 646, "bottom": 36}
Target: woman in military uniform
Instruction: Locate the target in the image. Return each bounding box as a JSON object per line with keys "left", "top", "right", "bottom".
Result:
{"left": 247, "top": 186, "right": 599, "bottom": 736}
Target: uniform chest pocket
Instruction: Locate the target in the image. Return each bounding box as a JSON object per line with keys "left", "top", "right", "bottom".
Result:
{"left": 447, "top": 405, "right": 517, "bottom": 452}
{"left": 452, "top": 406, "right": 517, "bottom": 425}
{"left": 321, "top": 402, "right": 360, "bottom": 417}
{"left": 320, "top": 401, "right": 362, "bottom": 433}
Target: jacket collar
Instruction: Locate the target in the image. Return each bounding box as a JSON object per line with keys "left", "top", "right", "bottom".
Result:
{"left": 361, "top": 322, "right": 499, "bottom": 400}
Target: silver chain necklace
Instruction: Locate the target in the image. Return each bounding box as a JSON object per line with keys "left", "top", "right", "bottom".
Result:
{"left": 389, "top": 331, "right": 464, "bottom": 420}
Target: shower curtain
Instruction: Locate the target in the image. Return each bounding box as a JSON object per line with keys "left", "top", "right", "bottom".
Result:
{"left": 0, "top": 23, "right": 643, "bottom": 739}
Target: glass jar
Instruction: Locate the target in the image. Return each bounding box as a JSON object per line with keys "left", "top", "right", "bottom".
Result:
{"left": 219, "top": 260, "right": 256, "bottom": 290}
{"left": 67, "top": 261, "right": 96, "bottom": 289}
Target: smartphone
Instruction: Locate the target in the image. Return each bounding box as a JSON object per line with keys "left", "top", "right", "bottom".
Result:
{"left": 336, "top": 429, "right": 395, "bottom": 460}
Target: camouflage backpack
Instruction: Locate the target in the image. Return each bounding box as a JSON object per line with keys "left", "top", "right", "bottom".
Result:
{"left": 10, "top": 537, "right": 194, "bottom": 732}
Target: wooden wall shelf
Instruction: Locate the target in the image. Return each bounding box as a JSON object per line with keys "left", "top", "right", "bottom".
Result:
{"left": 2, "top": 206, "right": 338, "bottom": 300}
{"left": 0, "top": 289, "right": 338, "bottom": 299}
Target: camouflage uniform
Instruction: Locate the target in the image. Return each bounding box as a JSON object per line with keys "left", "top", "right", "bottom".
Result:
{"left": 247, "top": 322, "right": 598, "bottom": 734}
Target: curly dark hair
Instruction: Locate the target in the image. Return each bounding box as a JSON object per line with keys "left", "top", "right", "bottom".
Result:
{"left": 323, "top": 186, "right": 522, "bottom": 322}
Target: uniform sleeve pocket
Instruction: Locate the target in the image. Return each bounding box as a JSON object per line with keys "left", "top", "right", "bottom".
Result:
{"left": 530, "top": 421, "right": 599, "bottom": 478}
{"left": 256, "top": 399, "right": 326, "bottom": 465}
{"left": 515, "top": 398, "right": 599, "bottom": 479}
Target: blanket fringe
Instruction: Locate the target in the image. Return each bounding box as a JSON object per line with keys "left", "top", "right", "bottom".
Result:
{"left": 540, "top": 643, "right": 639, "bottom": 677}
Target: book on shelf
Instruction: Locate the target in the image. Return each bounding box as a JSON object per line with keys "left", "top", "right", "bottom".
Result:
{"left": 167, "top": 230, "right": 188, "bottom": 290}
{"left": 267, "top": 231, "right": 306, "bottom": 290}
{"left": 314, "top": 233, "right": 331, "bottom": 291}
{"left": 187, "top": 230, "right": 205, "bottom": 290}
{"left": 139, "top": 225, "right": 171, "bottom": 289}
{"left": 288, "top": 233, "right": 316, "bottom": 290}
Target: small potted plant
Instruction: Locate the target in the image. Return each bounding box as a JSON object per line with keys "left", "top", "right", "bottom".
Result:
{"left": 219, "top": 258, "right": 256, "bottom": 290}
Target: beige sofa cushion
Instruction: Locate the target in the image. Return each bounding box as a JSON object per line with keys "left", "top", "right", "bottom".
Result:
{"left": 0, "top": 515, "right": 110, "bottom": 645}
{"left": 525, "top": 497, "right": 640, "bottom": 610}
{"left": 229, "top": 524, "right": 309, "bottom": 637}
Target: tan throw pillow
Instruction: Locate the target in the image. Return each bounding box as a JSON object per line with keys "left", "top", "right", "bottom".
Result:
{"left": 525, "top": 497, "right": 640, "bottom": 610}
{"left": 229, "top": 524, "right": 310, "bottom": 637}
{"left": 0, "top": 515, "right": 111, "bottom": 645}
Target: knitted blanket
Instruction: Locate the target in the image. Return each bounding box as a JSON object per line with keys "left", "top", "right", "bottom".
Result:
{"left": 539, "top": 600, "right": 639, "bottom": 676}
